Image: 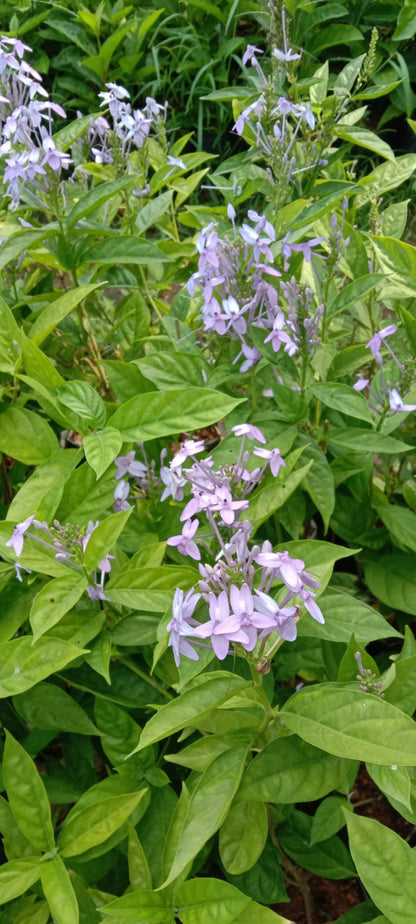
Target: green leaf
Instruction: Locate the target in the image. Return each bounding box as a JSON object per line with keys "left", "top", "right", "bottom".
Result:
{"left": 366, "top": 763, "right": 412, "bottom": 814}
{"left": 3, "top": 731, "right": 55, "bottom": 852}
{"left": 127, "top": 823, "right": 152, "bottom": 890}
{"left": 357, "top": 154, "right": 416, "bottom": 203}
{"left": 135, "top": 190, "right": 174, "bottom": 235}
{"left": 364, "top": 554, "right": 416, "bottom": 616}
{"left": 0, "top": 406, "right": 59, "bottom": 464}
{"left": 0, "top": 636, "right": 87, "bottom": 697}
{"left": 345, "top": 812, "right": 416, "bottom": 923}
{"left": 375, "top": 506, "right": 416, "bottom": 553}
{"left": 296, "top": 436, "right": 335, "bottom": 532}
{"left": 41, "top": 855, "right": 79, "bottom": 924}
{"left": 240, "top": 735, "right": 355, "bottom": 803}
{"left": 327, "top": 345, "right": 369, "bottom": 380}
{"left": 108, "top": 389, "right": 243, "bottom": 441}
{"left": 83, "top": 427, "right": 123, "bottom": 479}
{"left": 30, "top": 575, "right": 88, "bottom": 641}
{"left": 245, "top": 462, "right": 312, "bottom": 532}
{"left": 310, "top": 796, "right": 353, "bottom": 845}
{"left": 382, "top": 654, "right": 416, "bottom": 715}
{"left": 0, "top": 228, "right": 58, "bottom": 273}
{"left": 297, "top": 590, "right": 403, "bottom": 644}
{"left": 133, "top": 673, "right": 249, "bottom": 752}
{"left": 230, "top": 903, "right": 291, "bottom": 924}
{"left": 53, "top": 113, "right": 98, "bottom": 152}
{"left": 0, "top": 296, "right": 22, "bottom": 373}
{"left": 138, "top": 353, "right": 209, "bottom": 390}
{"left": 393, "top": 0, "right": 416, "bottom": 40}
{"left": 219, "top": 801, "right": 268, "bottom": 874}
{"left": 53, "top": 381, "right": 107, "bottom": 431}
{"left": 57, "top": 790, "right": 147, "bottom": 857}
{"left": 106, "top": 565, "right": 196, "bottom": 612}
{"left": 371, "top": 235, "right": 416, "bottom": 298}
{"left": 327, "top": 274, "right": 385, "bottom": 320}
{"left": 328, "top": 428, "right": 412, "bottom": 454}
{"left": 279, "top": 810, "right": 355, "bottom": 879}
{"left": 29, "top": 284, "right": 102, "bottom": 345}
{"left": 281, "top": 683, "right": 416, "bottom": 765}
{"left": 99, "top": 889, "right": 174, "bottom": 921}
{"left": 83, "top": 509, "right": 132, "bottom": 573}
{"left": 67, "top": 177, "right": 136, "bottom": 227}
{"left": 177, "top": 878, "right": 251, "bottom": 924}
{"left": 334, "top": 125, "right": 395, "bottom": 161}
{"left": 275, "top": 539, "right": 356, "bottom": 593}
{"left": 162, "top": 745, "right": 249, "bottom": 886}
{"left": 13, "top": 682, "right": 99, "bottom": 735}
{"left": 0, "top": 857, "right": 41, "bottom": 904}
{"left": 82, "top": 237, "right": 171, "bottom": 265}
{"left": 311, "top": 383, "right": 372, "bottom": 423}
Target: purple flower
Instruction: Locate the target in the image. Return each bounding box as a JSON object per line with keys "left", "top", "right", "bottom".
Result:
{"left": 254, "top": 589, "right": 298, "bottom": 640}
{"left": 229, "top": 583, "right": 276, "bottom": 651}
{"left": 160, "top": 464, "right": 186, "bottom": 501}
{"left": 6, "top": 515, "right": 35, "bottom": 557}
{"left": 170, "top": 439, "right": 206, "bottom": 469}
{"left": 366, "top": 324, "right": 396, "bottom": 364}
{"left": 86, "top": 584, "right": 108, "bottom": 602}
{"left": 167, "top": 588, "right": 201, "bottom": 667}
{"left": 299, "top": 587, "right": 325, "bottom": 623}
{"left": 113, "top": 479, "right": 130, "bottom": 512}
{"left": 167, "top": 518, "right": 201, "bottom": 561}
{"left": 253, "top": 446, "right": 286, "bottom": 476}
{"left": 388, "top": 388, "right": 416, "bottom": 413}
{"left": 194, "top": 590, "right": 248, "bottom": 660}
{"left": 232, "top": 423, "right": 266, "bottom": 444}
{"left": 115, "top": 451, "right": 147, "bottom": 480}
{"left": 273, "top": 47, "right": 301, "bottom": 63}
{"left": 210, "top": 487, "right": 249, "bottom": 525}
{"left": 242, "top": 44, "right": 264, "bottom": 66}
{"left": 353, "top": 375, "right": 370, "bottom": 392}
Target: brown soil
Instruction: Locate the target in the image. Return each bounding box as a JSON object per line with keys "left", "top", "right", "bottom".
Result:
{"left": 272, "top": 764, "right": 413, "bottom": 923}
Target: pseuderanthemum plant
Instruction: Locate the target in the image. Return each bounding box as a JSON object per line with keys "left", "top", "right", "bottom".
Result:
{"left": 0, "top": 8, "right": 415, "bottom": 923}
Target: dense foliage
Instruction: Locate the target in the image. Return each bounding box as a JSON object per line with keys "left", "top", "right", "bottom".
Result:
{"left": 0, "top": 2, "right": 415, "bottom": 922}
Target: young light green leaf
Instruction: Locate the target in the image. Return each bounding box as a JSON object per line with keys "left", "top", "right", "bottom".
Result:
{"left": 176, "top": 877, "right": 250, "bottom": 924}
{"left": 83, "top": 509, "right": 132, "bottom": 573}
{"left": 107, "top": 389, "right": 243, "bottom": 441}
{"left": 30, "top": 575, "right": 88, "bottom": 641}
{"left": 3, "top": 731, "right": 55, "bottom": 852}
{"left": 29, "top": 284, "right": 102, "bottom": 345}
{"left": 135, "top": 190, "right": 174, "bottom": 235}
{"left": 366, "top": 763, "right": 412, "bottom": 814}
{"left": 0, "top": 636, "right": 87, "bottom": 697}
{"left": 105, "top": 565, "right": 198, "bottom": 612}
{"left": 219, "top": 800, "right": 267, "bottom": 874}
{"left": 99, "top": 889, "right": 174, "bottom": 921}
{"left": 127, "top": 823, "right": 152, "bottom": 891}
{"left": 0, "top": 857, "right": 41, "bottom": 904}
{"left": 57, "top": 790, "right": 147, "bottom": 857}
{"left": 334, "top": 125, "right": 395, "bottom": 161}
{"left": 83, "top": 427, "right": 122, "bottom": 479}
{"left": 311, "top": 383, "right": 372, "bottom": 423}
{"left": 0, "top": 406, "right": 59, "bottom": 464}
{"left": 281, "top": 683, "right": 416, "bottom": 765}
{"left": 41, "top": 855, "right": 79, "bottom": 924}
{"left": 67, "top": 176, "right": 136, "bottom": 227}
{"left": 345, "top": 812, "right": 416, "bottom": 923}
{"left": 133, "top": 673, "right": 249, "bottom": 751}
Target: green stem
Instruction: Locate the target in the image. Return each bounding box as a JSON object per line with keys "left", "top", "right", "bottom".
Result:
{"left": 120, "top": 656, "right": 173, "bottom": 701}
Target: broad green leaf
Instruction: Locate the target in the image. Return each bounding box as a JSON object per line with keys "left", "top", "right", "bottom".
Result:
{"left": 6, "top": 463, "right": 71, "bottom": 523}
{"left": 296, "top": 436, "right": 335, "bottom": 532}
{"left": 0, "top": 406, "right": 59, "bottom": 464}
{"left": 281, "top": 683, "right": 416, "bottom": 764}
{"left": 275, "top": 539, "right": 356, "bottom": 592}
{"left": 311, "top": 383, "right": 372, "bottom": 423}
{"left": 53, "top": 113, "right": 98, "bottom": 152}
{"left": 240, "top": 735, "right": 355, "bottom": 803}
{"left": 162, "top": 745, "right": 249, "bottom": 886}
{"left": 0, "top": 793, "right": 36, "bottom": 860}
{"left": 219, "top": 801, "right": 267, "bottom": 874}
{"left": 393, "top": 0, "right": 416, "bottom": 40}
{"left": 382, "top": 654, "right": 416, "bottom": 714}
{"left": 53, "top": 381, "right": 107, "bottom": 431}
{"left": 290, "top": 185, "right": 359, "bottom": 231}
{"left": 133, "top": 673, "right": 249, "bottom": 751}
{"left": 83, "top": 509, "right": 132, "bottom": 573}
{"left": 82, "top": 237, "right": 171, "bottom": 265}
{"left": 231, "top": 903, "right": 291, "bottom": 924}
{"left": 245, "top": 462, "right": 312, "bottom": 532}
{"left": 30, "top": 575, "right": 88, "bottom": 641}
{"left": 127, "top": 823, "right": 152, "bottom": 891}
{"left": 137, "top": 352, "right": 209, "bottom": 390}
{"left": 0, "top": 296, "right": 22, "bottom": 373}
{"left": 0, "top": 227, "right": 58, "bottom": 272}
{"left": 334, "top": 125, "right": 395, "bottom": 161}
{"left": 41, "top": 855, "right": 79, "bottom": 924}
{"left": 345, "top": 812, "right": 416, "bottom": 923}
{"left": 67, "top": 177, "right": 136, "bottom": 227}
{"left": 29, "top": 284, "right": 102, "bottom": 345}
{"left": 13, "top": 682, "right": 99, "bottom": 735}
{"left": 371, "top": 235, "right": 416, "bottom": 298}
{"left": 135, "top": 190, "right": 174, "bottom": 235}
{"left": 327, "top": 275, "right": 385, "bottom": 320}
{"left": 55, "top": 463, "right": 115, "bottom": 526}
{"left": 328, "top": 428, "right": 412, "bottom": 454}
{"left": 357, "top": 154, "right": 416, "bottom": 203}
{"left": 310, "top": 796, "right": 353, "bottom": 845}
{"left": 366, "top": 763, "right": 412, "bottom": 814}
{"left": 0, "top": 636, "right": 87, "bottom": 697}
{"left": 3, "top": 731, "right": 54, "bottom": 852}
{"left": 94, "top": 700, "right": 141, "bottom": 764}
{"left": 108, "top": 389, "right": 243, "bottom": 440}
{"left": 382, "top": 200, "right": 409, "bottom": 239}
{"left": 364, "top": 554, "right": 416, "bottom": 616}
{"left": 58, "top": 790, "right": 147, "bottom": 857}
{"left": 83, "top": 428, "right": 122, "bottom": 479}
{"left": 165, "top": 734, "right": 235, "bottom": 772}
{"left": 310, "top": 61, "right": 329, "bottom": 105}
{"left": 375, "top": 506, "right": 416, "bottom": 553}
{"left": 0, "top": 857, "right": 41, "bottom": 904}
{"left": 106, "top": 565, "right": 196, "bottom": 611}
{"left": 297, "top": 590, "right": 403, "bottom": 644}
{"left": 279, "top": 810, "right": 355, "bottom": 879}
{"left": 327, "top": 345, "right": 369, "bottom": 379}
{"left": 99, "top": 890, "right": 173, "bottom": 921}
{"left": 176, "top": 878, "right": 250, "bottom": 924}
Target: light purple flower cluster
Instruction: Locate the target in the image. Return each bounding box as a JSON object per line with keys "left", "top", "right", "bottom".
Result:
{"left": 5, "top": 515, "right": 113, "bottom": 600}
{"left": 113, "top": 445, "right": 180, "bottom": 512}
{"left": 353, "top": 324, "right": 416, "bottom": 416}
{"left": 188, "top": 211, "right": 325, "bottom": 372}
{"left": 165, "top": 424, "right": 324, "bottom": 667}
{"left": 0, "top": 37, "right": 70, "bottom": 208}
{"left": 87, "top": 83, "right": 166, "bottom": 166}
